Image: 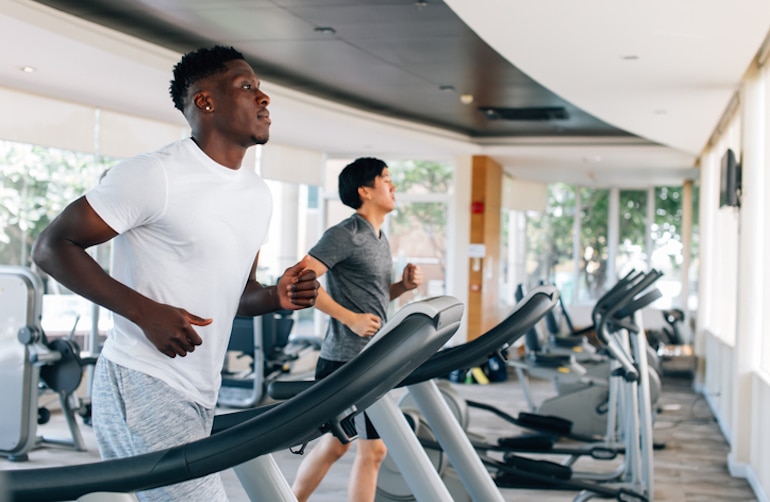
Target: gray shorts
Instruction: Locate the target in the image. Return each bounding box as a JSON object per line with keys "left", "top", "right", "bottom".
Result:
{"left": 91, "top": 357, "right": 227, "bottom": 502}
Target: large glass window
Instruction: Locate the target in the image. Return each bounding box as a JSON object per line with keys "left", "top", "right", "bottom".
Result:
{"left": 1, "top": 139, "right": 119, "bottom": 338}
{"left": 617, "top": 189, "right": 648, "bottom": 276}
{"left": 649, "top": 185, "right": 692, "bottom": 309}
{"left": 0, "top": 140, "right": 115, "bottom": 267}
{"left": 576, "top": 187, "right": 610, "bottom": 303}
{"left": 511, "top": 182, "right": 693, "bottom": 315}
{"left": 387, "top": 160, "right": 451, "bottom": 311}
{"left": 523, "top": 183, "right": 576, "bottom": 298}
{"left": 388, "top": 199, "right": 448, "bottom": 311}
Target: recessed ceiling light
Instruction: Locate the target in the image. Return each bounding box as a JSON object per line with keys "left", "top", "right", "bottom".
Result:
{"left": 621, "top": 55, "right": 639, "bottom": 61}
{"left": 654, "top": 109, "right": 667, "bottom": 115}
{"left": 21, "top": 66, "right": 36, "bottom": 73}
{"left": 314, "top": 26, "right": 336, "bottom": 35}
{"left": 460, "top": 94, "right": 474, "bottom": 105}
{"left": 439, "top": 85, "right": 455, "bottom": 92}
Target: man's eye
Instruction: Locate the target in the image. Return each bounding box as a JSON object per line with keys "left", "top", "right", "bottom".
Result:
{"left": 242, "top": 84, "right": 252, "bottom": 90}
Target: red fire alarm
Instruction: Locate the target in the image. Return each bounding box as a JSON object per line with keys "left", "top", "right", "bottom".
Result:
{"left": 471, "top": 201, "right": 484, "bottom": 214}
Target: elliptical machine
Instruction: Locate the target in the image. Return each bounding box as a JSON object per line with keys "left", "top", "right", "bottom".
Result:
{"left": 511, "top": 274, "right": 662, "bottom": 437}
{"left": 645, "top": 308, "right": 695, "bottom": 376}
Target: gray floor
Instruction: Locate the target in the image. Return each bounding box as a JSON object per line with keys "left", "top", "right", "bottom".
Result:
{"left": 0, "top": 368, "right": 758, "bottom": 502}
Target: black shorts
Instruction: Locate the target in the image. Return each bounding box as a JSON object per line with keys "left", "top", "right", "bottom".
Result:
{"left": 315, "top": 356, "right": 380, "bottom": 440}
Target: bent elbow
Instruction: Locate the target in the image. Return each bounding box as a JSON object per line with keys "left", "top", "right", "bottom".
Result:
{"left": 31, "top": 233, "right": 54, "bottom": 273}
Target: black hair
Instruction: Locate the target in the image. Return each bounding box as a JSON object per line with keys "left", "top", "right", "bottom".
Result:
{"left": 169, "top": 46, "right": 245, "bottom": 112}
{"left": 338, "top": 157, "right": 388, "bottom": 209}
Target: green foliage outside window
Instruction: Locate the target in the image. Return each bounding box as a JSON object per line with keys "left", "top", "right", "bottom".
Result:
{"left": 525, "top": 182, "right": 696, "bottom": 305}
{"left": 0, "top": 140, "right": 116, "bottom": 266}
{"left": 387, "top": 159, "right": 452, "bottom": 268}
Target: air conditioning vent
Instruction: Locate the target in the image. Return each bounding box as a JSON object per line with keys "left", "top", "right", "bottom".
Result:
{"left": 479, "top": 106, "right": 569, "bottom": 121}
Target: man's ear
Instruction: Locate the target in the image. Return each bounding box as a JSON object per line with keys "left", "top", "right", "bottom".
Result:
{"left": 193, "top": 92, "right": 213, "bottom": 112}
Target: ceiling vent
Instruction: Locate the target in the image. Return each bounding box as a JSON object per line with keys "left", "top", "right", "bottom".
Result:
{"left": 479, "top": 106, "right": 569, "bottom": 121}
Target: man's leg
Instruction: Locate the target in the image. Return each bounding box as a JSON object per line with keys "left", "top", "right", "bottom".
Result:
{"left": 348, "top": 438, "right": 387, "bottom": 502}
{"left": 292, "top": 434, "right": 352, "bottom": 502}
{"left": 91, "top": 358, "right": 226, "bottom": 502}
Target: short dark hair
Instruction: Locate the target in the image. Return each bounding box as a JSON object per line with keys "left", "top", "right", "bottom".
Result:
{"left": 169, "top": 46, "right": 245, "bottom": 112}
{"left": 338, "top": 157, "right": 388, "bottom": 209}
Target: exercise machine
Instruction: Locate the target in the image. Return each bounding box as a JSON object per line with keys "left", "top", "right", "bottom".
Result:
{"left": 646, "top": 308, "right": 695, "bottom": 376}
{"left": 510, "top": 274, "right": 662, "bottom": 437}
{"left": 375, "top": 285, "right": 560, "bottom": 502}
{"left": 218, "top": 310, "right": 322, "bottom": 407}
{"left": 379, "top": 274, "right": 662, "bottom": 502}
{"left": 0, "top": 265, "right": 45, "bottom": 462}
{"left": 1, "top": 295, "right": 464, "bottom": 502}
{"left": 0, "top": 266, "right": 97, "bottom": 462}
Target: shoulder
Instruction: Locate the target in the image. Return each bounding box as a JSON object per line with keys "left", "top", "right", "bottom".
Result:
{"left": 109, "top": 139, "right": 188, "bottom": 174}
{"left": 324, "top": 214, "right": 358, "bottom": 235}
{"left": 98, "top": 153, "right": 164, "bottom": 190}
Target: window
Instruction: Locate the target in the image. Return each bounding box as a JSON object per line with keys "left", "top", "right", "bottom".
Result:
{"left": 0, "top": 140, "right": 116, "bottom": 267}
{"left": 0, "top": 139, "right": 119, "bottom": 338}
{"left": 650, "top": 186, "right": 686, "bottom": 309}
{"left": 508, "top": 182, "right": 694, "bottom": 318}
{"left": 617, "top": 189, "right": 648, "bottom": 277}
{"left": 575, "top": 187, "right": 610, "bottom": 303}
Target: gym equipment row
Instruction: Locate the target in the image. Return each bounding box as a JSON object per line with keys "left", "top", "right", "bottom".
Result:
{"left": 371, "top": 271, "right": 663, "bottom": 501}
{"left": 510, "top": 274, "right": 662, "bottom": 437}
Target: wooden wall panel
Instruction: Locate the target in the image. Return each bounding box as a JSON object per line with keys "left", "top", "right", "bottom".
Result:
{"left": 467, "top": 155, "right": 503, "bottom": 340}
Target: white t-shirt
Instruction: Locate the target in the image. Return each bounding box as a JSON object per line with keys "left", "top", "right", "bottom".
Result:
{"left": 86, "top": 138, "right": 271, "bottom": 408}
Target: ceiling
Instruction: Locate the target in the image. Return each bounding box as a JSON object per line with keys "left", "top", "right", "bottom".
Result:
{"left": 2, "top": 0, "right": 770, "bottom": 187}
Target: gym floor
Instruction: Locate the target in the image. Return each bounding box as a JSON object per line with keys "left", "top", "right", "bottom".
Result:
{"left": 0, "top": 370, "right": 758, "bottom": 502}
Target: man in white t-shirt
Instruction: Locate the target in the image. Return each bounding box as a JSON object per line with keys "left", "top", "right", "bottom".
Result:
{"left": 32, "top": 45, "right": 319, "bottom": 501}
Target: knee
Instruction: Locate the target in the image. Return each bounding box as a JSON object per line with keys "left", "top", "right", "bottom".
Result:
{"left": 366, "top": 440, "right": 388, "bottom": 466}
{"left": 327, "top": 437, "right": 352, "bottom": 460}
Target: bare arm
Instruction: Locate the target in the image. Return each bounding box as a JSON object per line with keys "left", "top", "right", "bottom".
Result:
{"left": 32, "top": 196, "right": 210, "bottom": 358}
{"left": 389, "top": 262, "right": 423, "bottom": 300}
{"left": 238, "top": 254, "right": 319, "bottom": 316}
{"left": 304, "top": 255, "right": 381, "bottom": 337}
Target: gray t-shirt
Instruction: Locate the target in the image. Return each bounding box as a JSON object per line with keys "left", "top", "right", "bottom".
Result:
{"left": 309, "top": 213, "right": 392, "bottom": 361}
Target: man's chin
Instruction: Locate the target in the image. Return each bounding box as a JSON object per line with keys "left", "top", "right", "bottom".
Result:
{"left": 251, "top": 134, "right": 269, "bottom": 145}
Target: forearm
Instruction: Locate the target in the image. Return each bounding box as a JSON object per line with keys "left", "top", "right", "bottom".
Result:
{"left": 390, "top": 280, "right": 408, "bottom": 300}
{"left": 314, "top": 287, "right": 355, "bottom": 325}
{"left": 238, "top": 280, "right": 281, "bottom": 316}
{"left": 33, "top": 238, "right": 151, "bottom": 324}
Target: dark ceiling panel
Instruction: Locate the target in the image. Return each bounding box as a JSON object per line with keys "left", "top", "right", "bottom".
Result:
{"left": 32, "top": 0, "right": 634, "bottom": 139}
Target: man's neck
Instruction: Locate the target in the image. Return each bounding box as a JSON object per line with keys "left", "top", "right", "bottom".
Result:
{"left": 190, "top": 134, "right": 247, "bottom": 170}
{"left": 357, "top": 208, "right": 386, "bottom": 235}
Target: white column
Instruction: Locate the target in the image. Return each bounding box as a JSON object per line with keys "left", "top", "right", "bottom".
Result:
{"left": 695, "top": 148, "right": 718, "bottom": 386}
{"left": 278, "top": 183, "right": 301, "bottom": 272}
{"left": 646, "top": 187, "right": 655, "bottom": 272}
{"left": 731, "top": 64, "right": 765, "bottom": 468}
{"left": 680, "top": 180, "right": 693, "bottom": 321}
{"left": 448, "top": 155, "right": 472, "bottom": 343}
{"left": 572, "top": 188, "right": 582, "bottom": 303}
{"left": 606, "top": 187, "right": 619, "bottom": 288}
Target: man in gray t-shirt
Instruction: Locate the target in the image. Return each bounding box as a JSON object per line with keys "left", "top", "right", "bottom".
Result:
{"left": 309, "top": 212, "right": 392, "bottom": 361}
{"left": 292, "top": 157, "right": 422, "bottom": 502}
